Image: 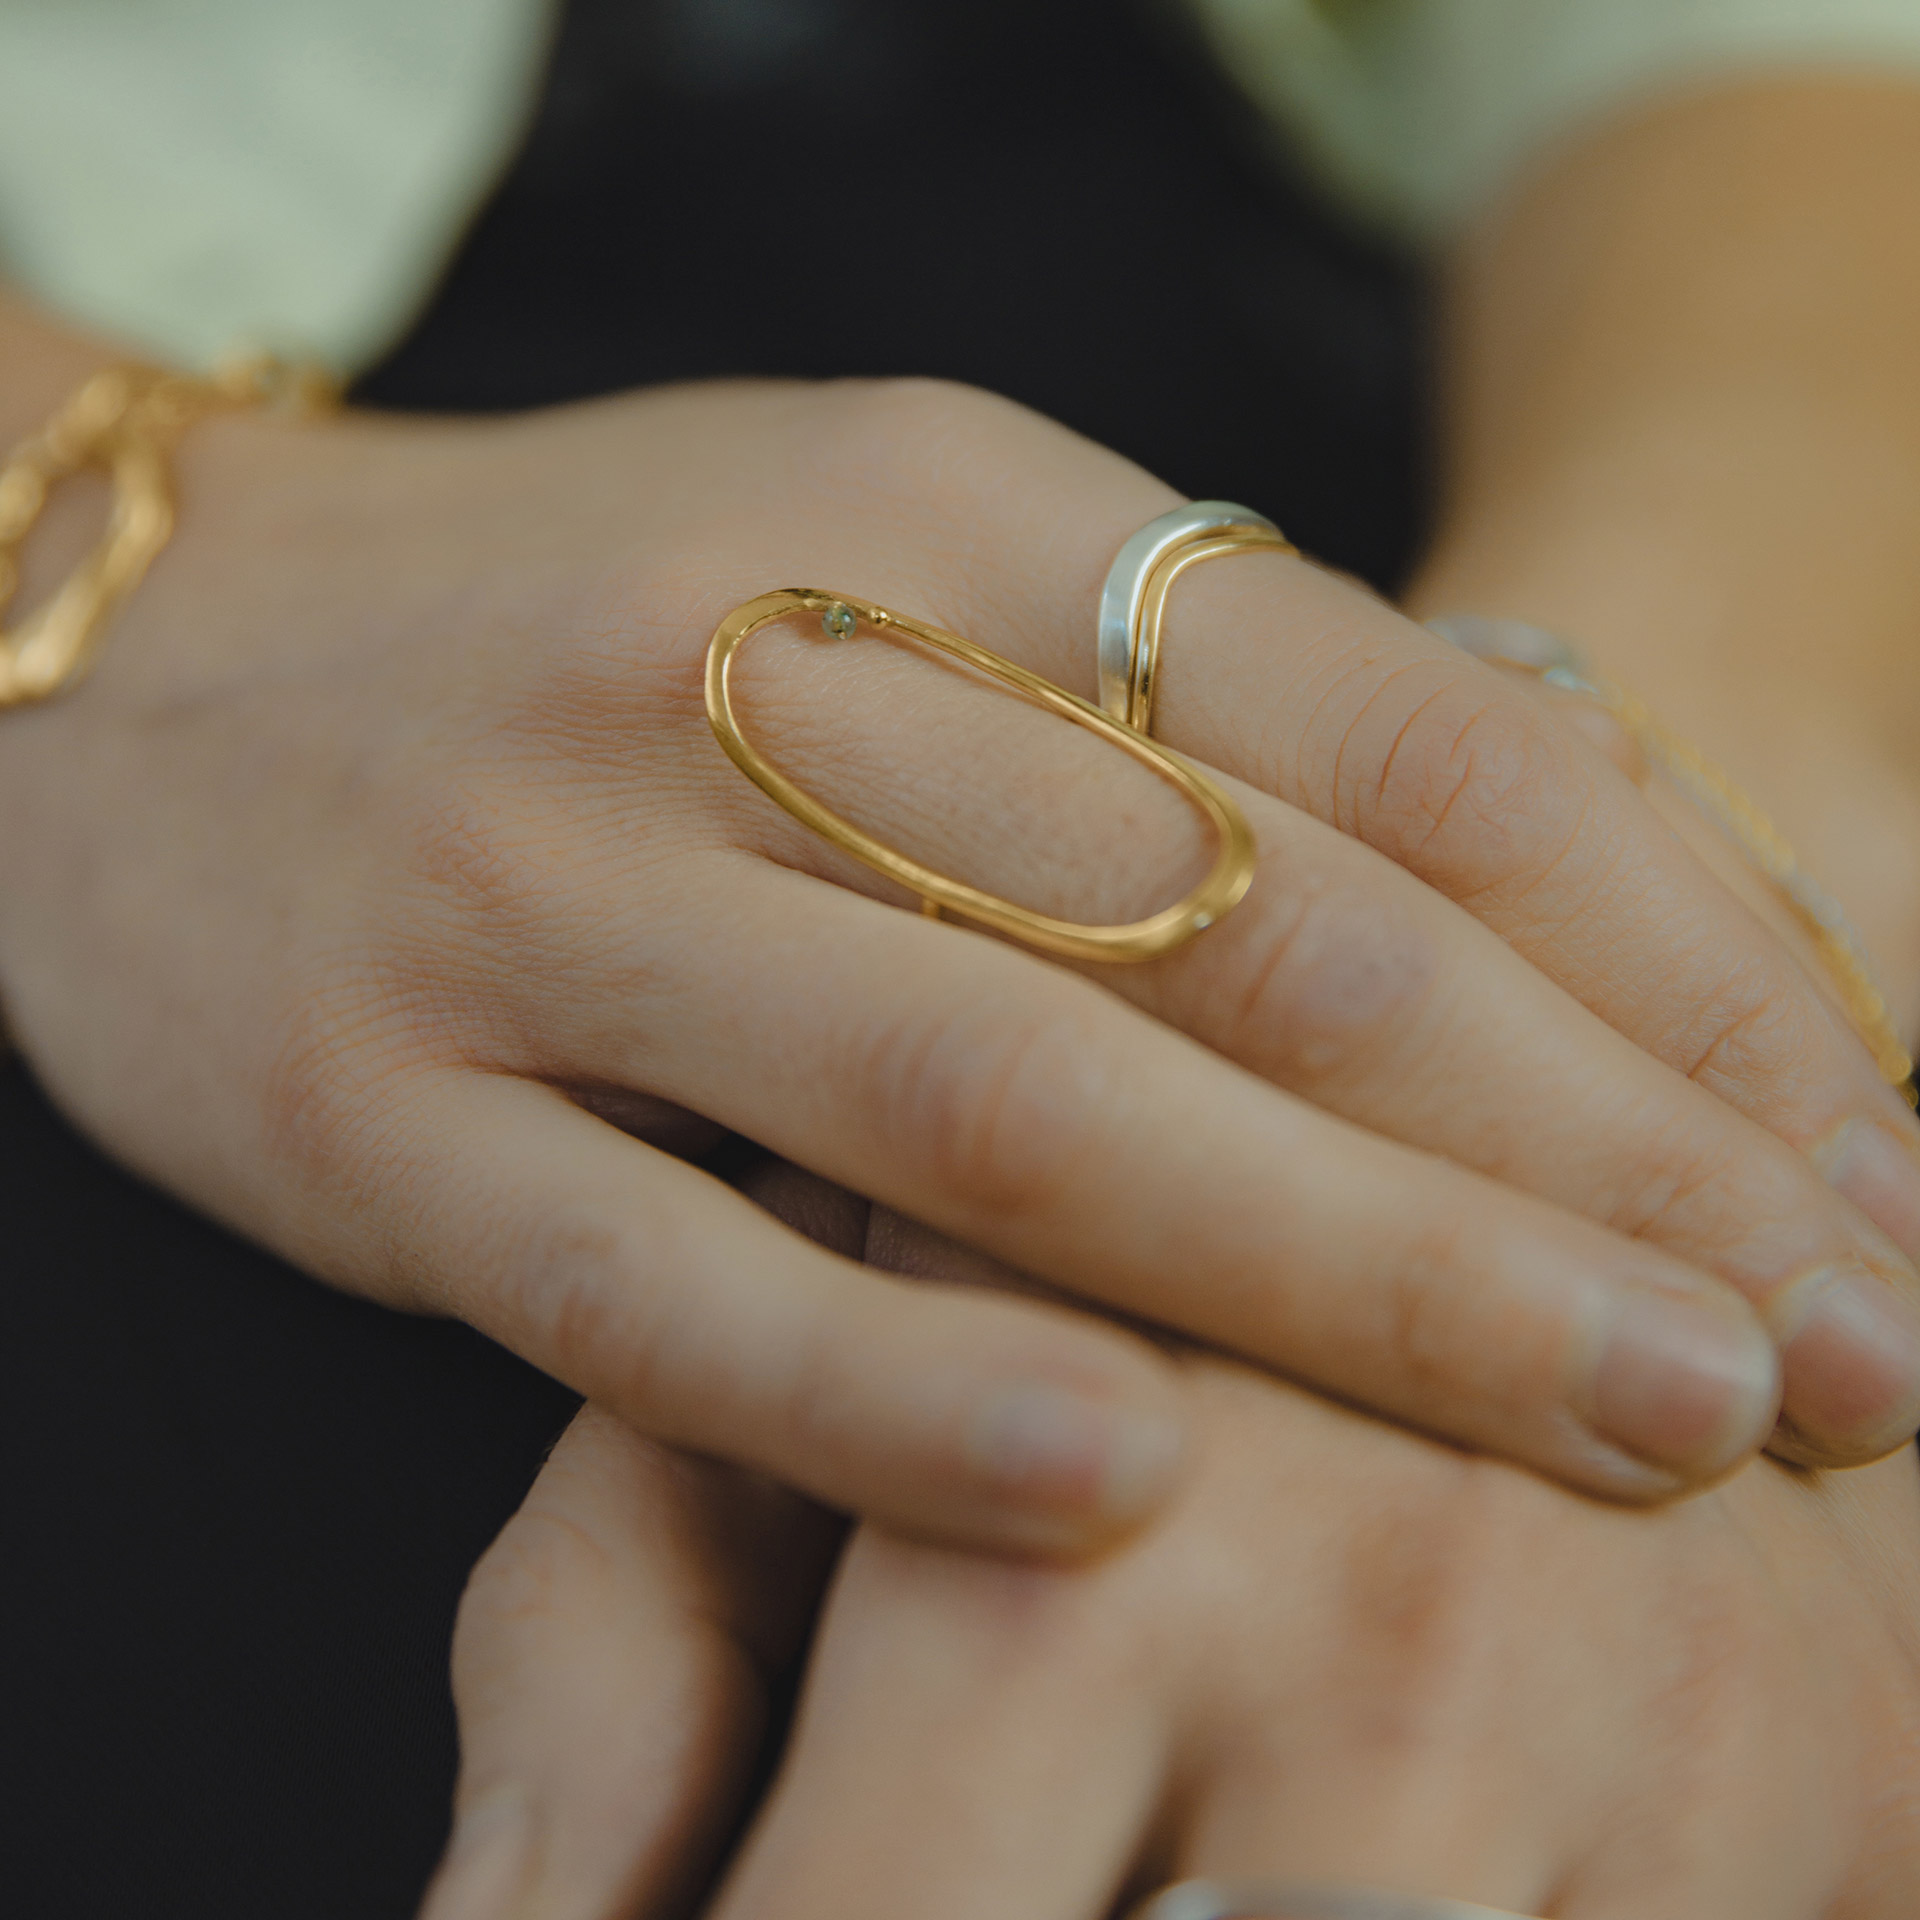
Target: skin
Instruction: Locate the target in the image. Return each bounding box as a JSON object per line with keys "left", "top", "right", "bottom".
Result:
{"left": 1413, "top": 79, "right": 1920, "bottom": 1035}
{"left": 2, "top": 278, "right": 1920, "bottom": 1550}
{"left": 433, "top": 1256, "right": 1920, "bottom": 1920}
{"left": 422, "top": 77, "right": 1920, "bottom": 1920}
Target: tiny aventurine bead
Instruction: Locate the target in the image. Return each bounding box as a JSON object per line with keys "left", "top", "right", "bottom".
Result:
{"left": 821, "top": 602, "right": 857, "bottom": 639}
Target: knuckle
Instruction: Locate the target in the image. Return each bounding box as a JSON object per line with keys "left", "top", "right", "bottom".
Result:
{"left": 1597, "top": 1108, "right": 1753, "bottom": 1248}
{"left": 1307, "top": 1467, "right": 1790, "bottom": 1782}
{"left": 854, "top": 986, "right": 1108, "bottom": 1221}
{"left": 409, "top": 778, "right": 573, "bottom": 946}
{"left": 1382, "top": 1205, "right": 1482, "bottom": 1374}
{"left": 517, "top": 581, "right": 712, "bottom": 742}
{"left": 1339, "top": 675, "right": 1599, "bottom": 902}
{"left": 511, "top": 1202, "right": 673, "bottom": 1400}
{"left": 453, "top": 1505, "right": 621, "bottom": 1660}
{"left": 256, "top": 981, "right": 442, "bottom": 1252}
{"left": 506, "top": 1194, "right": 793, "bottom": 1444}
{"left": 1319, "top": 1459, "right": 1549, "bottom": 1746}
{"left": 1371, "top": 1212, "right": 1578, "bottom": 1423}
{"left": 850, "top": 1529, "right": 1143, "bottom": 1693}
{"left": 1376, "top": 1215, "right": 1480, "bottom": 1395}
{"left": 750, "top": 1284, "right": 885, "bottom": 1477}
{"left": 815, "top": 377, "right": 1051, "bottom": 549}
{"left": 1211, "top": 862, "right": 1440, "bottom": 1084}
{"left": 824, "top": 375, "right": 1015, "bottom": 476}
{"left": 402, "top": 776, "right": 681, "bottom": 1011}
{"left": 1681, "top": 963, "right": 1829, "bottom": 1110}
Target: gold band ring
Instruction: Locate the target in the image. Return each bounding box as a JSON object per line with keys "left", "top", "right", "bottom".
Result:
{"left": 705, "top": 588, "right": 1256, "bottom": 964}
{"left": 1134, "top": 1877, "right": 1540, "bottom": 1920}
{"left": 1097, "top": 501, "right": 1296, "bottom": 736}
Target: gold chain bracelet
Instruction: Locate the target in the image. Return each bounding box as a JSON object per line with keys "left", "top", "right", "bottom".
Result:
{"left": 1429, "top": 613, "right": 1917, "bottom": 1104}
{"left": 0, "top": 356, "right": 333, "bottom": 709}
{"left": 1594, "top": 678, "right": 1915, "bottom": 1097}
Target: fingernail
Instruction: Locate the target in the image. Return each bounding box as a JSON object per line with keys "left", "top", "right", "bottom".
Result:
{"left": 1766, "top": 1264, "right": 1920, "bottom": 1460}
{"left": 968, "top": 1383, "right": 1186, "bottom": 1521}
{"left": 1590, "top": 1287, "right": 1779, "bottom": 1478}
{"left": 419, "top": 1792, "right": 532, "bottom": 1920}
{"left": 1815, "top": 1118, "right": 1920, "bottom": 1267}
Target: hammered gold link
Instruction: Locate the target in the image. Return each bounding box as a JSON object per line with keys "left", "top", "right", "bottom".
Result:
{"left": 0, "top": 354, "right": 335, "bottom": 711}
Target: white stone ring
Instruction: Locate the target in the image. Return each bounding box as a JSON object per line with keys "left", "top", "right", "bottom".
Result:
{"left": 1133, "top": 1878, "right": 1540, "bottom": 1920}
{"left": 1096, "top": 500, "right": 1292, "bottom": 734}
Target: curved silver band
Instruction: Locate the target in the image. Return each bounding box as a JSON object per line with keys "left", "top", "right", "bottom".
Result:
{"left": 1134, "top": 1879, "right": 1538, "bottom": 1920}
{"left": 1097, "top": 500, "right": 1279, "bottom": 725}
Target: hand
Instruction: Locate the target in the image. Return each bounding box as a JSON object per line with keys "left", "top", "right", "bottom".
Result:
{"left": 3, "top": 298, "right": 1919, "bottom": 1551}
{"left": 427, "top": 1207, "right": 1920, "bottom": 1920}
{"left": 423, "top": 1157, "right": 859, "bottom": 1920}
{"left": 421, "top": 1403, "right": 839, "bottom": 1920}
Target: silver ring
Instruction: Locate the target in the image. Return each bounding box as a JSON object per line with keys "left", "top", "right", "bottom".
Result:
{"left": 1133, "top": 1878, "right": 1539, "bottom": 1920}
{"left": 1097, "top": 500, "right": 1280, "bottom": 726}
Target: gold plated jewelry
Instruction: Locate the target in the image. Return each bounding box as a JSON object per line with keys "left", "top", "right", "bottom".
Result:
{"left": 1430, "top": 613, "right": 1917, "bottom": 1104}
{"left": 706, "top": 588, "right": 1256, "bottom": 963}
{"left": 1098, "top": 501, "right": 1296, "bottom": 737}
{"left": 0, "top": 356, "right": 333, "bottom": 710}
{"left": 1130, "top": 524, "right": 1296, "bottom": 733}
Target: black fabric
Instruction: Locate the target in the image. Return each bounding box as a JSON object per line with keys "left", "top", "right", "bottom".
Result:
{"left": 6, "top": 3, "right": 1425, "bottom": 1914}
{"left": 359, "top": 0, "right": 1426, "bottom": 585}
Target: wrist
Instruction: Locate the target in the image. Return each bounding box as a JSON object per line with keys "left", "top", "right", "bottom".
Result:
{"left": 0, "top": 291, "right": 137, "bottom": 444}
{"left": 1417, "top": 76, "right": 1920, "bottom": 770}
{"left": 0, "top": 303, "right": 371, "bottom": 707}
{"left": 1407, "top": 403, "right": 1920, "bottom": 1035}
{"left": 1412, "top": 382, "right": 1920, "bottom": 726}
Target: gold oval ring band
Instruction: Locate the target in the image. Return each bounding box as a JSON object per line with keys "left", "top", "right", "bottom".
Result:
{"left": 1133, "top": 1877, "right": 1539, "bottom": 1920}
{"left": 1096, "top": 500, "right": 1297, "bottom": 736}
{"left": 705, "top": 588, "right": 1256, "bottom": 964}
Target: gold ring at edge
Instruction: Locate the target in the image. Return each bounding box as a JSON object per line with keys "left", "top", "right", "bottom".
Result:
{"left": 706, "top": 588, "right": 1256, "bottom": 964}
{"left": 1130, "top": 525, "right": 1296, "bottom": 734}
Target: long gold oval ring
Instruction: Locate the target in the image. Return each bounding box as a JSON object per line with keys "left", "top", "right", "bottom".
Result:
{"left": 706, "top": 588, "right": 1256, "bottom": 964}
